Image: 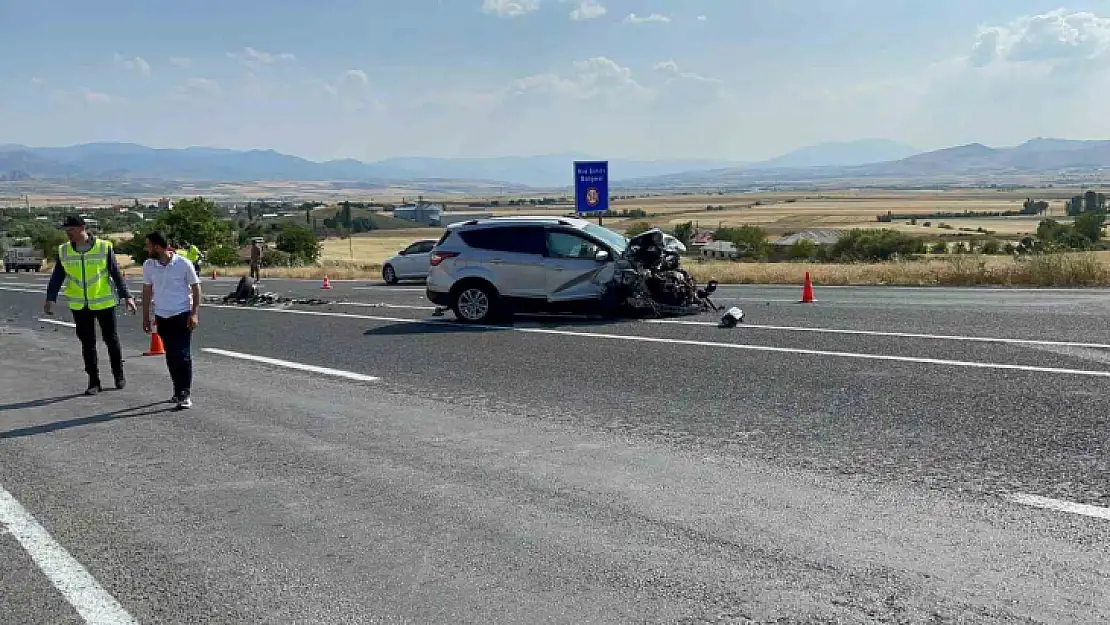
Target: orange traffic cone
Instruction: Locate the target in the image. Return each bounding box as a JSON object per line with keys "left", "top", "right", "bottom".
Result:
{"left": 800, "top": 271, "right": 816, "bottom": 303}
{"left": 143, "top": 324, "right": 166, "bottom": 356}
{"left": 321, "top": 275, "right": 332, "bottom": 290}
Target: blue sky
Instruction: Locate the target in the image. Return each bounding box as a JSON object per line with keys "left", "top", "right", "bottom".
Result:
{"left": 3, "top": 1, "right": 1110, "bottom": 162}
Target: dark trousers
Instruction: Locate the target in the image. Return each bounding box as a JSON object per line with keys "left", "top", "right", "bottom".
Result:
{"left": 156, "top": 312, "right": 193, "bottom": 396}
{"left": 72, "top": 306, "right": 123, "bottom": 383}
{"left": 250, "top": 261, "right": 261, "bottom": 280}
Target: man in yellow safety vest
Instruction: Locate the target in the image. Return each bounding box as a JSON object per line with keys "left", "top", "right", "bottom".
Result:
{"left": 44, "top": 216, "right": 138, "bottom": 395}
{"left": 180, "top": 240, "right": 202, "bottom": 273}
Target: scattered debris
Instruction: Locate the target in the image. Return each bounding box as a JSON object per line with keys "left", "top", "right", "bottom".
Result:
{"left": 203, "top": 276, "right": 330, "bottom": 307}
{"left": 719, "top": 306, "right": 745, "bottom": 328}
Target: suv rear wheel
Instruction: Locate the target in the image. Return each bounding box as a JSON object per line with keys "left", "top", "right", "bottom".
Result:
{"left": 451, "top": 282, "right": 498, "bottom": 323}
{"left": 382, "top": 264, "right": 398, "bottom": 284}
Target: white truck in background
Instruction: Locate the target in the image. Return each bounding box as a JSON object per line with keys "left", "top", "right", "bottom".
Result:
{"left": 3, "top": 247, "right": 44, "bottom": 272}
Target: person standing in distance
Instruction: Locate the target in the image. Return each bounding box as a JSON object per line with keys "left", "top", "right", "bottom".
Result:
{"left": 44, "top": 216, "right": 137, "bottom": 394}
{"left": 141, "top": 231, "right": 201, "bottom": 409}
{"left": 249, "top": 240, "right": 262, "bottom": 282}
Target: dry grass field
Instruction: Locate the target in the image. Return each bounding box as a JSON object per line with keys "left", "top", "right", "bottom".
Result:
{"left": 318, "top": 229, "right": 440, "bottom": 262}
{"left": 472, "top": 190, "right": 1071, "bottom": 238}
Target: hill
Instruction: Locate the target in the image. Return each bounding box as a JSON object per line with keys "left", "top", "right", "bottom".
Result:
{"left": 622, "top": 138, "right": 1110, "bottom": 188}
{"left": 749, "top": 139, "right": 920, "bottom": 169}
{"left": 6, "top": 138, "right": 1110, "bottom": 191}
{"left": 0, "top": 142, "right": 741, "bottom": 188}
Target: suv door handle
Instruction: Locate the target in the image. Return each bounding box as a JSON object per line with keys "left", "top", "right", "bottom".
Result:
{"left": 489, "top": 258, "right": 504, "bottom": 264}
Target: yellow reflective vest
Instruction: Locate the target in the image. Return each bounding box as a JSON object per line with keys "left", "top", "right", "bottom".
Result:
{"left": 57, "top": 238, "right": 117, "bottom": 311}
{"left": 182, "top": 245, "right": 200, "bottom": 263}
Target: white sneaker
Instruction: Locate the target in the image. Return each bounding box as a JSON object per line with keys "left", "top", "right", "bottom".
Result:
{"left": 176, "top": 394, "right": 193, "bottom": 409}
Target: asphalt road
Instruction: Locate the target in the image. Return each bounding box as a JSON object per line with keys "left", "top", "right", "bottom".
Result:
{"left": 1, "top": 273, "right": 1109, "bottom": 624}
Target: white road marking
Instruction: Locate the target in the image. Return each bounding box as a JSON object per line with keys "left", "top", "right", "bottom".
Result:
{"left": 202, "top": 348, "right": 380, "bottom": 382}
{"left": 352, "top": 286, "right": 425, "bottom": 291}
{"left": 202, "top": 305, "right": 1110, "bottom": 378}
{"left": 0, "top": 285, "right": 43, "bottom": 293}
{"left": 647, "top": 319, "right": 1110, "bottom": 350}
{"left": 0, "top": 485, "right": 138, "bottom": 625}
{"left": 334, "top": 301, "right": 436, "bottom": 311}
{"left": 1004, "top": 493, "right": 1110, "bottom": 521}
{"left": 36, "top": 317, "right": 76, "bottom": 328}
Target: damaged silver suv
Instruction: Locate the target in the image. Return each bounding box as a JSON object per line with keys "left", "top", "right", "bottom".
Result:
{"left": 426, "top": 216, "right": 631, "bottom": 323}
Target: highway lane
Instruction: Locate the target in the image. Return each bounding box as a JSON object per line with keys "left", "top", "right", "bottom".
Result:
{"left": 3, "top": 282, "right": 1110, "bottom": 506}
{"left": 2, "top": 324, "right": 1109, "bottom": 623}
{"left": 9, "top": 273, "right": 1110, "bottom": 354}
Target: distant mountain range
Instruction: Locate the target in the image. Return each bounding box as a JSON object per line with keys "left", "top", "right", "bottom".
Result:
{"left": 4, "top": 138, "right": 1110, "bottom": 190}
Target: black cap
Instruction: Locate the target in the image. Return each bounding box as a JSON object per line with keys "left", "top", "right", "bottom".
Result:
{"left": 61, "top": 215, "right": 86, "bottom": 228}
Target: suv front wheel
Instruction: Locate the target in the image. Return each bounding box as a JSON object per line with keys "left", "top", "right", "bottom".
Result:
{"left": 451, "top": 282, "right": 498, "bottom": 323}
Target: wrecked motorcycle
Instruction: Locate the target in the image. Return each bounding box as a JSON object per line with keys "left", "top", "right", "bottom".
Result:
{"left": 602, "top": 228, "right": 722, "bottom": 318}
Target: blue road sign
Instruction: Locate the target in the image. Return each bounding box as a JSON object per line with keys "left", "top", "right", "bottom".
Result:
{"left": 574, "top": 160, "right": 609, "bottom": 214}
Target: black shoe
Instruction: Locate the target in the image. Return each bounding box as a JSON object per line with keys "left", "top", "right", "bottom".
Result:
{"left": 85, "top": 383, "right": 102, "bottom": 396}
{"left": 114, "top": 374, "right": 126, "bottom": 390}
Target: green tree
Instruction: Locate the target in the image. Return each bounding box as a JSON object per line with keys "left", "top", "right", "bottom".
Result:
{"left": 788, "top": 239, "right": 817, "bottom": 260}
{"left": 206, "top": 245, "right": 241, "bottom": 266}
{"left": 275, "top": 223, "right": 321, "bottom": 264}
{"left": 672, "top": 221, "right": 694, "bottom": 246}
{"left": 713, "top": 226, "right": 769, "bottom": 259}
{"left": 829, "top": 229, "right": 924, "bottom": 261}
{"left": 154, "top": 197, "right": 234, "bottom": 250}
{"left": 30, "top": 226, "right": 67, "bottom": 260}
{"left": 1073, "top": 211, "right": 1105, "bottom": 244}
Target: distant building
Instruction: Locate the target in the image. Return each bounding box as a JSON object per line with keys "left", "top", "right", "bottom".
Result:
{"left": 700, "top": 241, "right": 738, "bottom": 259}
{"left": 392, "top": 202, "right": 445, "bottom": 226}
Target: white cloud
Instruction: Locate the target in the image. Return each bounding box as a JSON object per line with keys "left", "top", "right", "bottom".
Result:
{"left": 82, "top": 88, "right": 115, "bottom": 104}
{"left": 181, "top": 77, "right": 221, "bottom": 97}
{"left": 653, "top": 60, "right": 680, "bottom": 74}
{"left": 482, "top": 0, "right": 539, "bottom": 17}
{"left": 508, "top": 56, "right": 646, "bottom": 100}
{"left": 968, "top": 9, "right": 1110, "bottom": 68}
{"left": 625, "top": 13, "right": 670, "bottom": 24}
{"left": 569, "top": 0, "right": 606, "bottom": 21}
{"left": 53, "top": 87, "right": 118, "bottom": 106}
{"left": 697, "top": 15, "right": 707, "bottom": 22}
{"left": 314, "top": 69, "right": 381, "bottom": 113}
{"left": 169, "top": 56, "right": 193, "bottom": 69}
{"left": 229, "top": 47, "right": 296, "bottom": 69}
{"left": 114, "top": 53, "right": 151, "bottom": 77}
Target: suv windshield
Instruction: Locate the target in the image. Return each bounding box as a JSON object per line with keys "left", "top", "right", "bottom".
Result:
{"left": 582, "top": 223, "right": 628, "bottom": 255}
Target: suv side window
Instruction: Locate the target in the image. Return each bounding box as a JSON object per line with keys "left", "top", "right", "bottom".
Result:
{"left": 460, "top": 226, "right": 546, "bottom": 255}
{"left": 408, "top": 241, "right": 434, "bottom": 254}
{"left": 546, "top": 230, "right": 601, "bottom": 260}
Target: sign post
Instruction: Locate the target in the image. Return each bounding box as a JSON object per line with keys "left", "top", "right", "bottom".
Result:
{"left": 574, "top": 160, "right": 609, "bottom": 226}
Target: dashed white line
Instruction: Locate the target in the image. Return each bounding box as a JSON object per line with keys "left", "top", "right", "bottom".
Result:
{"left": 202, "top": 347, "right": 380, "bottom": 382}
{"left": 36, "top": 317, "right": 77, "bottom": 328}
{"left": 646, "top": 319, "right": 1110, "bottom": 350}
{"left": 202, "top": 305, "right": 1110, "bottom": 378}
{"left": 0, "top": 485, "right": 138, "bottom": 625}
{"left": 1004, "top": 493, "right": 1110, "bottom": 521}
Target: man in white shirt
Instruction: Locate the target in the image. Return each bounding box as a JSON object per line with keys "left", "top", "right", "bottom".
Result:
{"left": 141, "top": 231, "right": 202, "bottom": 409}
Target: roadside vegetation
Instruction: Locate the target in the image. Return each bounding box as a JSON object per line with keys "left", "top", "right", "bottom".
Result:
{"left": 5, "top": 190, "right": 1110, "bottom": 287}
